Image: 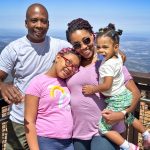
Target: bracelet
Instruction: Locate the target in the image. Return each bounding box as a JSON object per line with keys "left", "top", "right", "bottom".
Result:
{"left": 121, "top": 110, "right": 127, "bottom": 116}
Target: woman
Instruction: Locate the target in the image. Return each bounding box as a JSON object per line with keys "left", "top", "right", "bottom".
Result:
{"left": 66, "top": 18, "right": 141, "bottom": 150}
{"left": 24, "top": 48, "right": 80, "bottom": 150}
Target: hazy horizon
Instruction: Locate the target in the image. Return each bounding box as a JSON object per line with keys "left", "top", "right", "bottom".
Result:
{"left": 0, "top": 29, "right": 150, "bottom": 73}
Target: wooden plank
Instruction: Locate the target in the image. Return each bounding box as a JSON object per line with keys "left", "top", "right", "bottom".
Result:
{"left": 130, "top": 71, "right": 150, "bottom": 85}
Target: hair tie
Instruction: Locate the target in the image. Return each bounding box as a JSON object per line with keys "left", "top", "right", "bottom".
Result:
{"left": 99, "top": 28, "right": 104, "bottom": 33}
{"left": 58, "top": 47, "right": 75, "bottom": 55}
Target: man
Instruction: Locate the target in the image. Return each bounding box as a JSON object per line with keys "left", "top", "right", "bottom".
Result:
{"left": 0, "top": 3, "right": 71, "bottom": 150}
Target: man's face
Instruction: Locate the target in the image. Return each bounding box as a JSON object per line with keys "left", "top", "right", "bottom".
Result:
{"left": 25, "top": 6, "right": 49, "bottom": 43}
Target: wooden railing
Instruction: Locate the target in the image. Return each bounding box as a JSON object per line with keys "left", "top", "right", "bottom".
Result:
{"left": 127, "top": 71, "right": 150, "bottom": 149}
{"left": 0, "top": 99, "right": 9, "bottom": 150}
{"left": 0, "top": 71, "right": 150, "bottom": 149}
{"left": 130, "top": 71, "right": 150, "bottom": 91}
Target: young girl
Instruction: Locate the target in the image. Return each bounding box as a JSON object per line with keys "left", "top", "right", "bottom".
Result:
{"left": 24, "top": 48, "right": 80, "bottom": 150}
{"left": 82, "top": 23, "right": 150, "bottom": 150}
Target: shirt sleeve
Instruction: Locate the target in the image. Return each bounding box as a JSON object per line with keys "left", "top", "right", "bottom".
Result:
{"left": 100, "top": 60, "right": 119, "bottom": 78}
{"left": 0, "top": 44, "right": 17, "bottom": 73}
{"left": 60, "top": 39, "right": 72, "bottom": 48}
{"left": 122, "top": 65, "right": 133, "bottom": 84}
{"left": 25, "top": 75, "right": 42, "bottom": 97}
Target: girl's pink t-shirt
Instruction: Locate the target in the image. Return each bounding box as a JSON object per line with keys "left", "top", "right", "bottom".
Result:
{"left": 26, "top": 74, "right": 73, "bottom": 139}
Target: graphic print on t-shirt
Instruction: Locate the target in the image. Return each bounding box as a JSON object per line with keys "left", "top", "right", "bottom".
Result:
{"left": 48, "top": 85, "right": 70, "bottom": 109}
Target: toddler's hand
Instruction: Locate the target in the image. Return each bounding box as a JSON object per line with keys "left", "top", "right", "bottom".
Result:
{"left": 82, "top": 85, "right": 95, "bottom": 95}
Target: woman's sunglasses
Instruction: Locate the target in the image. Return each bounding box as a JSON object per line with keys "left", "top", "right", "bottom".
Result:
{"left": 72, "top": 37, "right": 91, "bottom": 49}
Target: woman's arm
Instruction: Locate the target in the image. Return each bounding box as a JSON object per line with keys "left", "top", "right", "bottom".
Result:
{"left": 125, "top": 79, "right": 141, "bottom": 114}
{"left": 24, "top": 94, "right": 39, "bottom": 150}
{"left": 123, "top": 66, "right": 141, "bottom": 114}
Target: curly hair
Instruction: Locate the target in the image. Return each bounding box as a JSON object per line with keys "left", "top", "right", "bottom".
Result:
{"left": 66, "top": 18, "right": 94, "bottom": 42}
{"left": 96, "top": 23, "right": 123, "bottom": 44}
{"left": 58, "top": 47, "right": 81, "bottom": 60}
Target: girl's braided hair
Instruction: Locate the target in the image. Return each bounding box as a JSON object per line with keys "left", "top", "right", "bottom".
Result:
{"left": 96, "top": 23, "right": 123, "bottom": 44}
{"left": 58, "top": 47, "right": 81, "bottom": 60}
{"left": 66, "top": 18, "right": 94, "bottom": 42}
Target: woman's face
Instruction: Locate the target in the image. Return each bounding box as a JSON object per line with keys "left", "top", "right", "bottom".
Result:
{"left": 55, "top": 53, "right": 80, "bottom": 79}
{"left": 69, "top": 29, "right": 95, "bottom": 59}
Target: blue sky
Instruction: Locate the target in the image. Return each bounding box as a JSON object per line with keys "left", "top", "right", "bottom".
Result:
{"left": 0, "top": 0, "right": 150, "bottom": 34}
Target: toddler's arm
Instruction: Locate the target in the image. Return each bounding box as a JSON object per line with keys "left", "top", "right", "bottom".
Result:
{"left": 82, "top": 76, "right": 113, "bottom": 95}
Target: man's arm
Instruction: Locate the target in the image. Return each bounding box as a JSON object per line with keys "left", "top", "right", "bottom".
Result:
{"left": 0, "top": 70, "right": 23, "bottom": 104}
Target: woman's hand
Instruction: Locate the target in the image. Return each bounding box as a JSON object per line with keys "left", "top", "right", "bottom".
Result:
{"left": 102, "top": 109, "right": 124, "bottom": 125}
{"left": 119, "top": 50, "right": 126, "bottom": 64}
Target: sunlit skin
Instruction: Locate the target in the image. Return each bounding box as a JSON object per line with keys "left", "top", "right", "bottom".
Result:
{"left": 82, "top": 36, "right": 119, "bottom": 95}
{"left": 25, "top": 5, "right": 49, "bottom": 43}
{"left": 96, "top": 36, "right": 119, "bottom": 61}
{"left": 25, "top": 51, "right": 80, "bottom": 150}
{"left": 70, "top": 30, "right": 95, "bottom": 59}
{"left": 82, "top": 36, "right": 147, "bottom": 149}
{"left": 46, "top": 53, "right": 80, "bottom": 79}
{"left": 0, "top": 4, "right": 49, "bottom": 105}
{"left": 80, "top": 31, "right": 140, "bottom": 126}
{"left": 66, "top": 20, "right": 141, "bottom": 130}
